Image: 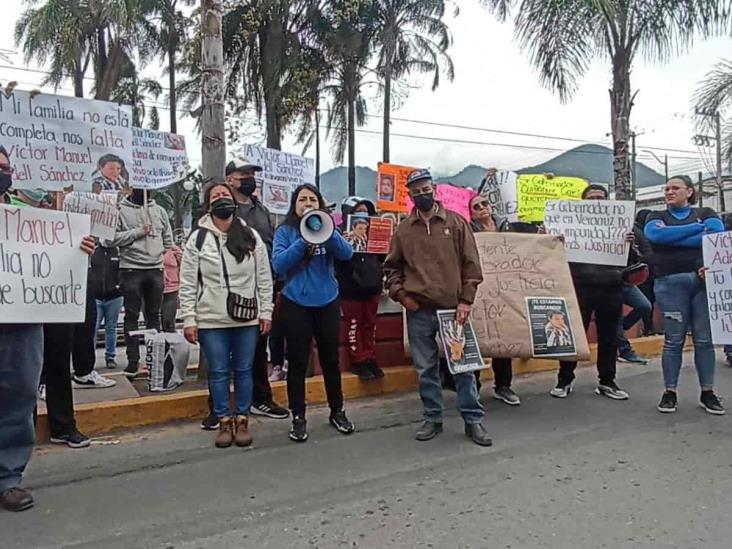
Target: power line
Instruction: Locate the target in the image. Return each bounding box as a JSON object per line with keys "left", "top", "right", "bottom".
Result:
{"left": 0, "top": 63, "right": 173, "bottom": 91}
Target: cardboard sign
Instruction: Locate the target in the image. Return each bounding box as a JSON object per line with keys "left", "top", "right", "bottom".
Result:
{"left": 130, "top": 128, "right": 189, "bottom": 189}
{"left": 0, "top": 204, "right": 91, "bottom": 323}
{"left": 544, "top": 199, "right": 634, "bottom": 266}
{"left": 345, "top": 215, "right": 394, "bottom": 254}
{"left": 471, "top": 232, "right": 590, "bottom": 360}
{"left": 478, "top": 169, "right": 519, "bottom": 222}
{"left": 437, "top": 309, "right": 488, "bottom": 374}
{"left": 238, "top": 144, "right": 315, "bottom": 215}
{"left": 406, "top": 183, "right": 474, "bottom": 221}
{"left": 526, "top": 297, "right": 577, "bottom": 357}
{"left": 377, "top": 163, "right": 416, "bottom": 212}
{"left": 703, "top": 231, "right": 732, "bottom": 344}
{"left": 516, "top": 174, "right": 588, "bottom": 222}
{"left": 62, "top": 191, "right": 119, "bottom": 240}
{"left": 0, "top": 89, "right": 133, "bottom": 192}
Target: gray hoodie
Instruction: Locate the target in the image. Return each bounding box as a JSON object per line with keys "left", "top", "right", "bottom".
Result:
{"left": 110, "top": 198, "right": 173, "bottom": 269}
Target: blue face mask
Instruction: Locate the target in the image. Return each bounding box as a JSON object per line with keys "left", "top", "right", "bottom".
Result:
{"left": 352, "top": 211, "right": 369, "bottom": 218}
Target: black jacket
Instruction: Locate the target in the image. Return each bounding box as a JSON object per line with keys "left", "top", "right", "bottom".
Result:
{"left": 236, "top": 197, "right": 274, "bottom": 258}
{"left": 336, "top": 198, "right": 384, "bottom": 300}
{"left": 89, "top": 245, "right": 121, "bottom": 300}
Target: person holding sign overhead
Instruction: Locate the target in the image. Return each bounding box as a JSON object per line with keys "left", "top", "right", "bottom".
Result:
{"left": 384, "top": 169, "right": 491, "bottom": 446}
{"left": 644, "top": 175, "right": 725, "bottom": 415}
{"left": 0, "top": 144, "right": 96, "bottom": 511}
{"left": 551, "top": 184, "right": 633, "bottom": 401}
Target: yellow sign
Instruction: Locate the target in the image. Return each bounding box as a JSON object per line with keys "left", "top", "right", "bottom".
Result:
{"left": 516, "top": 174, "right": 589, "bottom": 222}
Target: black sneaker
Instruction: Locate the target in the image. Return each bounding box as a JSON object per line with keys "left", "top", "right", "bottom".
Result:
{"left": 123, "top": 362, "right": 139, "bottom": 379}
{"left": 329, "top": 410, "right": 355, "bottom": 435}
{"left": 105, "top": 359, "right": 117, "bottom": 370}
{"left": 200, "top": 411, "right": 220, "bottom": 431}
{"left": 350, "top": 362, "right": 376, "bottom": 381}
{"left": 617, "top": 350, "right": 648, "bottom": 364}
{"left": 700, "top": 391, "right": 725, "bottom": 415}
{"left": 657, "top": 390, "right": 678, "bottom": 413}
{"left": 50, "top": 430, "right": 91, "bottom": 449}
{"left": 726, "top": 355, "right": 732, "bottom": 368}
{"left": 367, "top": 359, "right": 385, "bottom": 379}
{"left": 493, "top": 386, "right": 520, "bottom": 406}
{"left": 289, "top": 416, "right": 308, "bottom": 442}
{"left": 595, "top": 381, "right": 629, "bottom": 400}
{"left": 251, "top": 401, "right": 289, "bottom": 419}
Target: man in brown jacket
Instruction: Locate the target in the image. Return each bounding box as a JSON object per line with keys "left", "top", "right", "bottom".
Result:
{"left": 384, "top": 169, "right": 492, "bottom": 446}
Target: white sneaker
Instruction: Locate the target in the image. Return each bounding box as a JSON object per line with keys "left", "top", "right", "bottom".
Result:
{"left": 550, "top": 384, "right": 572, "bottom": 398}
{"left": 73, "top": 370, "right": 117, "bottom": 389}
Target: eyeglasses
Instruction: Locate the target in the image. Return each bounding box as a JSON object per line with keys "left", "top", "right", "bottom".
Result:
{"left": 472, "top": 200, "right": 490, "bottom": 211}
{"left": 0, "top": 164, "right": 14, "bottom": 175}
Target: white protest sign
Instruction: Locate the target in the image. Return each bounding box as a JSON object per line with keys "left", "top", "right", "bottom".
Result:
{"left": 478, "top": 169, "right": 518, "bottom": 222}
{"left": 0, "top": 89, "right": 133, "bottom": 192}
{"left": 62, "top": 191, "right": 119, "bottom": 240}
{"left": 0, "top": 205, "right": 90, "bottom": 323}
{"left": 130, "top": 128, "right": 189, "bottom": 189}
{"left": 239, "top": 144, "right": 315, "bottom": 214}
{"left": 543, "top": 199, "right": 634, "bottom": 266}
{"left": 703, "top": 231, "right": 732, "bottom": 344}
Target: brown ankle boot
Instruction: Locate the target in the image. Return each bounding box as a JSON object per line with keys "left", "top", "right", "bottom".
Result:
{"left": 215, "top": 417, "right": 234, "bottom": 448}
{"left": 234, "top": 415, "right": 253, "bottom": 447}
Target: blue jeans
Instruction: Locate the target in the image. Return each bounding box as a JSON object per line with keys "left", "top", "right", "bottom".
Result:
{"left": 617, "top": 286, "right": 653, "bottom": 354}
{"left": 96, "top": 297, "right": 124, "bottom": 362}
{"left": 0, "top": 324, "right": 43, "bottom": 491}
{"left": 654, "top": 273, "right": 715, "bottom": 390}
{"left": 198, "top": 326, "right": 259, "bottom": 417}
{"left": 406, "top": 309, "right": 484, "bottom": 424}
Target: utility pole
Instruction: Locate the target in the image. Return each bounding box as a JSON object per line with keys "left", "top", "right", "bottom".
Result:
{"left": 695, "top": 108, "right": 724, "bottom": 211}
{"left": 630, "top": 131, "right": 637, "bottom": 200}
{"left": 641, "top": 149, "right": 668, "bottom": 182}
{"left": 698, "top": 171, "right": 704, "bottom": 207}
{"left": 315, "top": 109, "right": 321, "bottom": 190}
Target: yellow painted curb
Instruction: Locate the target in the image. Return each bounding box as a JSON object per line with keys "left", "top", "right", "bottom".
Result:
{"left": 36, "top": 336, "right": 672, "bottom": 441}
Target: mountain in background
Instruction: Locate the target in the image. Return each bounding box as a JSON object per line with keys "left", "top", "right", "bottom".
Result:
{"left": 318, "top": 144, "right": 664, "bottom": 205}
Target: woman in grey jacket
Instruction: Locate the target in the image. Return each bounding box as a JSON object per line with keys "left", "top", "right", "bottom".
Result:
{"left": 179, "top": 183, "right": 273, "bottom": 448}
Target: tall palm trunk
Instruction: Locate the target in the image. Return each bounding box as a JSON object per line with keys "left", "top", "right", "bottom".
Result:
{"left": 201, "top": 0, "right": 226, "bottom": 181}
{"left": 610, "top": 50, "right": 633, "bottom": 200}
{"left": 348, "top": 96, "right": 356, "bottom": 196}
{"left": 382, "top": 66, "right": 391, "bottom": 163}
{"left": 168, "top": 40, "right": 183, "bottom": 229}
{"left": 73, "top": 56, "right": 84, "bottom": 98}
{"left": 260, "top": 22, "right": 284, "bottom": 150}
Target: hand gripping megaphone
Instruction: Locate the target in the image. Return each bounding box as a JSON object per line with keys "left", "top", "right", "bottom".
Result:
{"left": 300, "top": 208, "right": 335, "bottom": 245}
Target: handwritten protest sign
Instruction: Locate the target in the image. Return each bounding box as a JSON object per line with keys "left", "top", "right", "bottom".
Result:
{"left": 62, "top": 191, "right": 119, "bottom": 240}
{"left": 478, "top": 169, "right": 519, "bottom": 222}
{"left": 345, "top": 215, "right": 394, "bottom": 253}
{"left": 0, "top": 205, "right": 90, "bottom": 323}
{"left": 516, "top": 174, "right": 588, "bottom": 222}
{"left": 471, "top": 232, "right": 590, "bottom": 360}
{"left": 437, "top": 309, "right": 487, "bottom": 374}
{"left": 406, "top": 183, "right": 474, "bottom": 220}
{"left": 239, "top": 144, "right": 315, "bottom": 214}
{"left": 543, "top": 199, "right": 634, "bottom": 266}
{"left": 703, "top": 232, "right": 732, "bottom": 344}
{"left": 377, "top": 163, "right": 416, "bottom": 212}
{"left": 130, "top": 128, "right": 189, "bottom": 189}
{"left": 0, "top": 89, "right": 133, "bottom": 192}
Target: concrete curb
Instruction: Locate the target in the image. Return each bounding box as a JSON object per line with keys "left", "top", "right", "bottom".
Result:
{"left": 36, "top": 336, "right": 669, "bottom": 441}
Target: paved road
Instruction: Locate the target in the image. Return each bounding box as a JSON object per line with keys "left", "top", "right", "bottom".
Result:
{"left": 4, "top": 355, "right": 732, "bottom": 549}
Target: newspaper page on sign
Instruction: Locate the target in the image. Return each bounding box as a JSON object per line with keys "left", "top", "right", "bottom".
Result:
{"left": 345, "top": 215, "right": 394, "bottom": 253}
{"left": 0, "top": 205, "right": 91, "bottom": 323}
{"left": 62, "top": 191, "right": 119, "bottom": 240}
{"left": 130, "top": 128, "right": 189, "bottom": 189}
{"left": 703, "top": 231, "right": 732, "bottom": 344}
{"left": 471, "top": 232, "right": 590, "bottom": 360}
{"left": 544, "top": 199, "right": 634, "bottom": 266}
{"left": 525, "top": 297, "right": 577, "bottom": 357}
{"left": 436, "top": 309, "right": 488, "bottom": 375}
{"left": 238, "top": 144, "right": 315, "bottom": 215}
{"left": 0, "top": 89, "right": 133, "bottom": 192}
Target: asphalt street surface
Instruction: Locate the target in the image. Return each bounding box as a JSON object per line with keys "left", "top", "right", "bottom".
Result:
{"left": 3, "top": 354, "right": 732, "bottom": 549}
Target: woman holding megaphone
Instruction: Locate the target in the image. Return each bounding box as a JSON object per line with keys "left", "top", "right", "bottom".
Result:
{"left": 272, "top": 184, "right": 356, "bottom": 442}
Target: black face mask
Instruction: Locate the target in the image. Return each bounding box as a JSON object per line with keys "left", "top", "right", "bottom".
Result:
{"left": 240, "top": 177, "right": 257, "bottom": 196}
{"left": 211, "top": 198, "right": 236, "bottom": 219}
{"left": 413, "top": 193, "right": 435, "bottom": 213}
{"left": 0, "top": 173, "right": 12, "bottom": 195}
{"left": 130, "top": 189, "right": 145, "bottom": 205}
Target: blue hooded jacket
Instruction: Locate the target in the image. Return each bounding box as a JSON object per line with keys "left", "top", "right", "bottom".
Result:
{"left": 273, "top": 223, "right": 354, "bottom": 307}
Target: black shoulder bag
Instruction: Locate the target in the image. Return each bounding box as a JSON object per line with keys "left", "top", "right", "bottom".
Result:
{"left": 214, "top": 234, "right": 259, "bottom": 322}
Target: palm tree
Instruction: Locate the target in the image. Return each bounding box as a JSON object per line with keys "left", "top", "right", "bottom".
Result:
{"left": 694, "top": 59, "right": 732, "bottom": 170}
{"left": 111, "top": 54, "right": 164, "bottom": 129}
{"left": 485, "top": 0, "right": 732, "bottom": 199}
{"left": 310, "top": 0, "right": 379, "bottom": 195}
{"left": 373, "top": 0, "right": 455, "bottom": 163}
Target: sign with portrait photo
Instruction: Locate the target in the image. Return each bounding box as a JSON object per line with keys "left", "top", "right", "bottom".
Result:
{"left": 436, "top": 309, "right": 488, "bottom": 375}
{"left": 345, "top": 215, "right": 394, "bottom": 254}
{"left": 525, "top": 297, "right": 577, "bottom": 358}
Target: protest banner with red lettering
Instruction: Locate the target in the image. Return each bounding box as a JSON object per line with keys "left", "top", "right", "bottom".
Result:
{"left": 0, "top": 205, "right": 91, "bottom": 323}
{"left": 0, "top": 89, "right": 133, "bottom": 192}
{"left": 703, "top": 231, "right": 732, "bottom": 344}
{"left": 62, "top": 191, "right": 119, "bottom": 240}
{"left": 130, "top": 128, "right": 189, "bottom": 189}
{"left": 377, "top": 163, "right": 416, "bottom": 212}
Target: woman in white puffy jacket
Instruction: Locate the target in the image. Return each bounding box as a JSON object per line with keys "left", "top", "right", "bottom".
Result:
{"left": 179, "top": 183, "right": 273, "bottom": 448}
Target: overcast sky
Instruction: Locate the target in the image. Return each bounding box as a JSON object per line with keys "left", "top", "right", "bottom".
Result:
{"left": 1, "top": 1, "right": 730, "bottom": 177}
